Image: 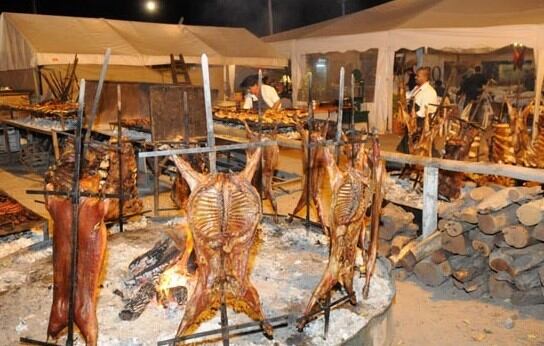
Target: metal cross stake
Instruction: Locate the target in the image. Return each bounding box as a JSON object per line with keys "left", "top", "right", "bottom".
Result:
{"left": 305, "top": 72, "right": 313, "bottom": 230}
{"left": 335, "top": 67, "right": 345, "bottom": 162}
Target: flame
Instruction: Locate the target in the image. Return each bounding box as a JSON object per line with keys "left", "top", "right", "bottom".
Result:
{"left": 157, "top": 265, "right": 188, "bottom": 305}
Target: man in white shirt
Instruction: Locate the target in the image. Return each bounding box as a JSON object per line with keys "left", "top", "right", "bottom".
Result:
{"left": 241, "top": 75, "right": 281, "bottom": 110}
{"left": 406, "top": 66, "right": 438, "bottom": 130}
{"left": 397, "top": 67, "right": 438, "bottom": 153}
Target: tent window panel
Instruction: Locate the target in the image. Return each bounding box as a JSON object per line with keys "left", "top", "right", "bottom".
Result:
{"left": 303, "top": 49, "right": 377, "bottom": 103}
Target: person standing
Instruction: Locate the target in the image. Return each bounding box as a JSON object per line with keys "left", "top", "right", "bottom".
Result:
{"left": 407, "top": 66, "right": 438, "bottom": 131}
{"left": 397, "top": 66, "right": 438, "bottom": 153}
{"left": 240, "top": 75, "right": 281, "bottom": 111}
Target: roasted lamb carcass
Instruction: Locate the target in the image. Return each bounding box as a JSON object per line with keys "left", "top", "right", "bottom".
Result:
{"left": 297, "top": 136, "right": 385, "bottom": 330}
{"left": 170, "top": 148, "right": 273, "bottom": 338}
{"left": 288, "top": 122, "right": 330, "bottom": 234}
{"left": 242, "top": 120, "right": 280, "bottom": 222}
{"left": 44, "top": 140, "right": 113, "bottom": 346}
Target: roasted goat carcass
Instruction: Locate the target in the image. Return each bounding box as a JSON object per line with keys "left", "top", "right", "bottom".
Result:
{"left": 297, "top": 136, "right": 385, "bottom": 330}
{"left": 170, "top": 148, "right": 273, "bottom": 338}
{"left": 242, "top": 120, "right": 280, "bottom": 222}
{"left": 103, "top": 140, "right": 143, "bottom": 221}
{"left": 288, "top": 122, "right": 330, "bottom": 233}
{"left": 44, "top": 138, "right": 141, "bottom": 346}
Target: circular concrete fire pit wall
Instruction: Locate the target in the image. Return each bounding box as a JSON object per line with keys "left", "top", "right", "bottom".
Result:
{"left": 0, "top": 218, "right": 395, "bottom": 345}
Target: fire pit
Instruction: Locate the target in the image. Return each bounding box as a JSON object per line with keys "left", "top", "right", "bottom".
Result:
{"left": 1, "top": 218, "right": 394, "bottom": 345}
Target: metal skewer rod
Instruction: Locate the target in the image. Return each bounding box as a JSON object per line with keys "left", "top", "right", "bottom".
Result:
{"left": 116, "top": 85, "right": 124, "bottom": 233}
{"left": 84, "top": 48, "right": 111, "bottom": 143}
{"left": 350, "top": 72, "right": 356, "bottom": 167}
{"left": 335, "top": 67, "right": 345, "bottom": 162}
{"left": 66, "top": 79, "right": 86, "bottom": 346}
{"left": 305, "top": 72, "right": 313, "bottom": 230}
{"left": 201, "top": 54, "right": 216, "bottom": 173}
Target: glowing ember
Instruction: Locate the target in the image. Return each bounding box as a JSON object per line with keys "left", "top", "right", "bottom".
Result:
{"left": 157, "top": 265, "right": 189, "bottom": 306}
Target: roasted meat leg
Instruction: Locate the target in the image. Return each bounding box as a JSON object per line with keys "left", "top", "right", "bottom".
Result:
{"left": 243, "top": 121, "right": 280, "bottom": 222}
{"left": 297, "top": 137, "right": 384, "bottom": 330}
{"left": 171, "top": 148, "right": 272, "bottom": 338}
{"left": 288, "top": 123, "right": 329, "bottom": 234}
{"left": 46, "top": 195, "right": 109, "bottom": 346}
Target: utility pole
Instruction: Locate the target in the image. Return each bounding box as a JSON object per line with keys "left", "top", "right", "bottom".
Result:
{"left": 32, "top": 0, "right": 38, "bottom": 13}
{"left": 339, "top": 0, "right": 346, "bottom": 16}
{"left": 267, "top": 0, "right": 274, "bottom": 35}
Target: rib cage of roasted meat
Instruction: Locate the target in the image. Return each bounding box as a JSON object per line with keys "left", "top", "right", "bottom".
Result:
{"left": 297, "top": 136, "right": 385, "bottom": 330}
{"left": 44, "top": 138, "right": 141, "bottom": 345}
{"left": 170, "top": 148, "right": 273, "bottom": 338}
{"left": 242, "top": 120, "right": 280, "bottom": 222}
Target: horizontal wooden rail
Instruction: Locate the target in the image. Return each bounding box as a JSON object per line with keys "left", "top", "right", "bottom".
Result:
{"left": 380, "top": 151, "right": 544, "bottom": 183}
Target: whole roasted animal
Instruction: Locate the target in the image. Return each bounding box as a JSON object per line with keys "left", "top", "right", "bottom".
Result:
{"left": 102, "top": 139, "right": 143, "bottom": 221}
{"left": 297, "top": 136, "right": 385, "bottom": 330}
{"left": 438, "top": 125, "right": 479, "bottom": 200}
{"left": 490, "top": 122, "right": 516, "bottom": 165}
{"left": 242, "top": 120, "right": 280, "bottom": 222}
{"left": 44, "top": 138, "right": 141, "bottom": 345}
{"left": 170, "top": 148, "right": 273, "bottom": 337}
{"left": 44, "top": 140, "right": 112, "bottom": 346}
{"left": 288, "top": 121, "right": 330, "bottom": 233}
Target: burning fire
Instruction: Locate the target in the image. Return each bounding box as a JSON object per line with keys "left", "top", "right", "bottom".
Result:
{"left": 157, "top": 265, "right": 189, "bottom": 306}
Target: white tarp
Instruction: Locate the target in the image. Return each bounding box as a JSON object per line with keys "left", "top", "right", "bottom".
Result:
{"left": 265, "top": 0, "right": 544, "bottom": 132}
{"left": 0, "top": 12, "right": 287, "bottom": 70}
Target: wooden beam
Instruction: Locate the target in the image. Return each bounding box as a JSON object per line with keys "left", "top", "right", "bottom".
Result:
{"left": 381, "top": 150, "right": 544, "bottom": 183}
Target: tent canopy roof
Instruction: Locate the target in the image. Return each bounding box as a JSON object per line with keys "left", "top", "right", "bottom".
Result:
{"left": 264, "top": 0, "right": 544, "bottom": 42}
{"left": 0, "top": 12, "right": 287, "bottom": 70}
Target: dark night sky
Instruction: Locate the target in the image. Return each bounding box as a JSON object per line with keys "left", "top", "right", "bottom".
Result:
{"left": 0, "top": 0, "right": 390, "bottom": 37}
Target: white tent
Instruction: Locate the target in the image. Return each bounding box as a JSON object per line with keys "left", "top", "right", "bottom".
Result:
{"left": 264, "top": 0, "right": 544, "bottom": 133}
{"left": 0, "top": 12, "right": 287, "bottom": 95}
{"left": 0, "top": 12, "right": 287, "bottom": 69}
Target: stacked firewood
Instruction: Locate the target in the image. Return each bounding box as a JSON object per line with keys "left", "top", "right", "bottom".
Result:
{"left": 377, "top": 203, "right": 419, "bottom": 257}
{"left": 389, "top": 185, "right": 544, "bottom": 305}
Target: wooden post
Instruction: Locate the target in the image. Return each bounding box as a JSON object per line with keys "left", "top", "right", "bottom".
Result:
{"left": 51, "top": 129, "right": 60, "bottom": 161}
{"left": 422, "top": 166, "right": 438, "bottom": 237}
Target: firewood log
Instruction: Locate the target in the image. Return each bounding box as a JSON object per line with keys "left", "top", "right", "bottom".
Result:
{"left": 391, "top": 234, "right": 415, "bottom": 256}
{"left": 502, "top": 224, "right": 538, "bottom": 249}
{"left": 478, "top": 204, "right": 519, "bottom": 234}
{"left": 453, "top": 272, "right": 489, "bottom": 297}
{"left": 455, "top": 206, "right": 479, "bottom": 224}
{"left": 511, "top": 287, "right": 544, "bottom": 306}
{"left": 488, "top": 273, "right": 515, "bottom": 299}
{"left": 414, "top": 257, "right": 451, "bottom": 287}
{"left": 430, "top": 249, "right": 451, "bottom": 264}
{"left": 378, "top": 239, "right": 392, "bottom": 257}
{"left": 469, "top": 186, "right": 496, "bottom": 202}
{"left": 389, "top": 239, "right": 417, "bottom": 268}
{"left": 438, "top": 219, "right": 474, "bottom": 237}
{"left": 516, "top": 198, "right": 544, "bottom": 226}
{"left": 450, "top": 255, "right": 487, "bottom": 283}
{"left": 379, "top": 203, "right": 417, "bottom": 240}
{"left": 534, "top": 222, "right": 544, "bottom": 242}
{"left": 442, "top": 231, "right": 472, "bottom": 255}
{"left": 379, "top": 222, "right": 418, "bottom": 241}
{"left": 476, "top": 186, "right": 540, "bottom": 213}
{"left": 471, "top": 232, "right": 498, "bottom": 257}
{"left": 489, "top": 243, "right": 544, "bottom": 277}
{"left": 513, "top": 267, "right": 543, "bottom": 291}
{"left": 400, "top": 231, "right": 443, "bottom": 271}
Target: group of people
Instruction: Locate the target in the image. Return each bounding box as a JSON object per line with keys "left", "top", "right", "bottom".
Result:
{"left": 239, "top": 75, "right": 292, "bottom": 111}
